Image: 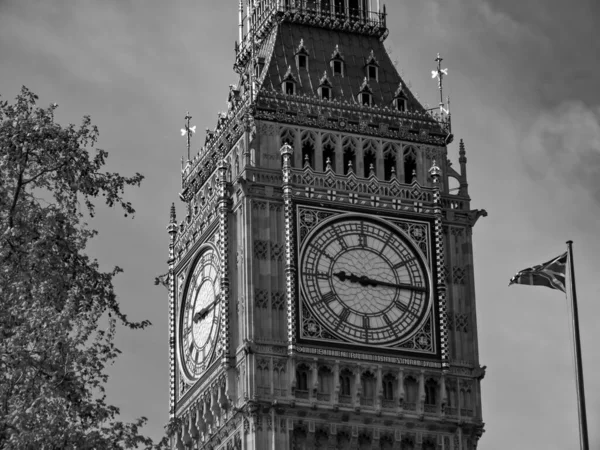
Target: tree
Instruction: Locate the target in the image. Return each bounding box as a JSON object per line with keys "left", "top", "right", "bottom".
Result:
{"left": 0, "top": 87, "right": 159, "bottom": 449}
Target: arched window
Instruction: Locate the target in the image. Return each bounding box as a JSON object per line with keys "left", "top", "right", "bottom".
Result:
{"left": 382, "top": 374, "right": 395, "bottom": 401}
{"left": 383, "top": 143, "right": 397, "bottom": 180}
{"left": 425, "top": 379, "right": 438, "bottom": 406}
{"left": 320, "top": 0, "right": 331, "bottom": 14}
{"left": 317, "top": 366, "right": 333, "bottom": 401}
{"left": 342, "top": 137, "right": 357, "bottom": 174}
{"left": 296, "top": 364, "right": 310, "bottom": 392}
{"left": 403, "top": 147, "right": 417, "bottom": 183}
{"left": 363, "top": 140, "right": 377, "bottom": 177}
{"left": 334, "top": 0, "right": 344, "bottom": 16}
{"left": 340, "top": 369, "right": 353, "bottom": 397}
{"left": 301, "top": 131, "right": 316, "bottom": 168}
{"left": 447, "top": 385, "right": 457, "bottom": 415}
{"left": 349, "top": 0, "right": 359, "bottom": 17}
{"left": 404, "top": 376, "right": 418, "bottom": 405}
{"left": 361, "top": 371, "right": 375, "bottom": 406}
{"left": 323, "top": 147, "right": 335, "bottom": 172}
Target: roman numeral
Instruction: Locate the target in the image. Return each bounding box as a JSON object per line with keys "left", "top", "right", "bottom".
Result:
{"left": 322, "top": 291, "right": 336, "bottom": 304}
{"left": 303, "top": 271, "right": 329, "bottom": 280}
{"left": 393, "top": 257, "right": 415, "bottom": 270}
{"left": 383, "top": 314, "right": 400, "bottom": 337}
{"left": 336, "top": 308, "right": 350, "bottom": 330}
{"left": 363, "top": 315, "right": 370, "bottom": 329}
{"left": 395, "top": 300, "right": 417, "bottom": 318}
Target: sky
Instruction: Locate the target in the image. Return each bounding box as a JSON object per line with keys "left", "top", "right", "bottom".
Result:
{"left": 1, "top": 0, "right": 599, "bottom": 448}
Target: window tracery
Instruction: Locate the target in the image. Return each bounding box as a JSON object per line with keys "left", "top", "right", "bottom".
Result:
{"left": 301, "top": 130, "right": 316, "bottom": 168}
{"left": 342, "top": 136, "right": 357, "bottom": 174}
{"left": 322, "top": 133, "right": 337, "bottom": 172}
{"left": 363, "top": 139, "right": 377, "bottom": 177}
{"left": 383, "top": 142, "right": 397, "bottom": 180}
{"left": 403, "top": 146, "right": 417, "bottom": 183}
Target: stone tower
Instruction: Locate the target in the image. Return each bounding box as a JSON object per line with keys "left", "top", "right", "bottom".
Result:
{"left": 167, "top": 2, "right": 486, "bottom": 449}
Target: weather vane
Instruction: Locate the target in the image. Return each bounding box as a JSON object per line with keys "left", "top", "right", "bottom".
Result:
{"left": 431, "top": 53, "right": 449, "bottom": 115}
{"left": 180, "top": 112, "right": 196, "bottom": 161}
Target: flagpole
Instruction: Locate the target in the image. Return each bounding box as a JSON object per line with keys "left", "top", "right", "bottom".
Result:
{"left": 566, "top": 240, "right": 589, "bottom": 450}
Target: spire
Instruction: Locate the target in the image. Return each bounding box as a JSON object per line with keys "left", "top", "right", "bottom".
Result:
{"left": 180, "top": 112, "right": 196, "bottom": 162}
{"left": 431, "top": 53, "right": 449, "bottom": 116}
{"left": 167, "top": 203, "right": 178, "bottom": 237}
{"left": 170, "top": 202, "right": 176, "bottom": 224}
{"left": 459, "top": 139, "right": 466, "bottom": 165}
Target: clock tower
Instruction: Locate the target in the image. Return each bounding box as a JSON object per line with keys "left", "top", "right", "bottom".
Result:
{"left": 167, "top": 2, "right": 486, "bottom": 449}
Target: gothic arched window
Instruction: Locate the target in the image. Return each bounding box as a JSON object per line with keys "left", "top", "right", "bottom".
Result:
{"left": 363, "top": 140, "right": 377, "bottom": 177}
{"left": 383, "top": 143, "right": 397, "bottom": 180}
{"left": 342, "top": 137, "right": 357, "bottom": 174}
{"left": 317, "top": 366, "right": 333, "bottom": 400}
{"left": 403, "top": 146, "right": 417, "bottom": 183}
{"left": 301, "top": 131, "right": 316, "bottom": 168}
{"left": 340, "top": 369, "right": 353, "bottom": 397}
{"left": 425, "top": 379, "right": 438, "bottom": 406}
{"left": 361, "top": 371, "right": 375, "bottom": 406}
{"left": 296, "top": 364, "right": 310, "bottom": 392}
{"left": 382, "top": 374, "right": 395, "bottom": 401}
{"left": 404, "top": 376, "right": 418, "bottom": 405}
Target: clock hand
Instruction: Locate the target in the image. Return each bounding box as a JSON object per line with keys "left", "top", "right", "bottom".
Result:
{"left": 334, "top": 271, "right": 427, "bottom": 292}
{"left": 193, "top": 300, "right": 218, "bottom": 323}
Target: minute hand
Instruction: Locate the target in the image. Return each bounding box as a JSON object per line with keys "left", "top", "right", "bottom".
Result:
{"left": 334, "top": 271, "right": 427, "bottom": 292}
{"left": 364, "top": 277, "right": 428, "bottom": 292}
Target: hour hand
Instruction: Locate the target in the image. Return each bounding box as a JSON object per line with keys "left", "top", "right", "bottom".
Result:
{"left": 334, "top": 271, "right": 375, "bottom": 286}
{"left": 334, "top": 271, "right": 426, "bottom": 292}
{"left": 193, "top": 301, "right": 216, "bottom": 323}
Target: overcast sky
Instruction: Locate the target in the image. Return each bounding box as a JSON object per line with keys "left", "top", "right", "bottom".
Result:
{"left": 1, "top": 1, "right": 599, "bottom": 448}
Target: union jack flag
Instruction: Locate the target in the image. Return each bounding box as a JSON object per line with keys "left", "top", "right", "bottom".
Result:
{"left": 509, "top": 252, "right": 567, "bottom": 292}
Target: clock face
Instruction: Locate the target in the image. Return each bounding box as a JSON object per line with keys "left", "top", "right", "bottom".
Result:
{"left": 179, "top": 246, "right": 220, "bottom": 381}
{"left": 300, "top": 215, "right": 431, "bottom": 346}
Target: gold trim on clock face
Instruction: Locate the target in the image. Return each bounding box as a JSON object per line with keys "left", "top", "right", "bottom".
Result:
{"left": 179, "top": 246, "right": 220, "bottom": 381}
{"left": 299, "top": 215, "right": 431, "bottom": 346}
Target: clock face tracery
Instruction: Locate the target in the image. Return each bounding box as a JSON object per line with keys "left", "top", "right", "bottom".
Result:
{"left": 299, "top": 215, "right": 431, "bottom": 347}
{"left": 179, "top": 246, "right": 221, "bottom": 381}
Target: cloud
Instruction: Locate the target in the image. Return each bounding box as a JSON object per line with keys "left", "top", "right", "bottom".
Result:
{"left": 521, "top": 101, "right": 600, "bottom": 204}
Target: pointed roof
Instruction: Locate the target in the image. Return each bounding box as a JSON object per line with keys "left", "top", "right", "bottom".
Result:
{"left": 257, "top": 23, "right": 425, "bottom": 111}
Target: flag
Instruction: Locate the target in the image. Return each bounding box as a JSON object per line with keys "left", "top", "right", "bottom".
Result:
{"left": 509, "top": 252, "right": 567, "bottom": 292}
